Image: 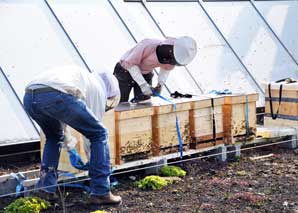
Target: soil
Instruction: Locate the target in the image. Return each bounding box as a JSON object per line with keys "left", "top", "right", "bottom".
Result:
{"left": 1, "top": 146, "right": 298, "bottom": 213}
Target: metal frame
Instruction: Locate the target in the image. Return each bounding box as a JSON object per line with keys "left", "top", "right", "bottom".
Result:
{"left": 249, "top": 0, "right": 298, "bottom": 66}
{"left": 44, "top": 0, "right": 92, "bottom": 73}
{"left": 196, "top": 0, "right": 265, "bottom": 95}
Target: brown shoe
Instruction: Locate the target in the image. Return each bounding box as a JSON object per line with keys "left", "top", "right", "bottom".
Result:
{"left": 88, "top": 192, "right": 122, "bottom": 205}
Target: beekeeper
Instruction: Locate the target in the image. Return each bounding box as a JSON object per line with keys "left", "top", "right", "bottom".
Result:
{"left": 113, "top": 36, "right": 197, "bottom": 102}
{"left": 23, "top": 65, "right": 121, "bottom": 205}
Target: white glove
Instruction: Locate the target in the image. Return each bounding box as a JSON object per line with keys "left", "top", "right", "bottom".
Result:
{"left": 128, "top": 65, "right": 152, "bottom": 96}
{"left": 158, "top": 68, "right": 170, "bottom": 86}
{"left": 140, "top": 83, "right": 153, "bottom": 96}
{"left": 63, "top": 125, "right": 77, "bottom": 151}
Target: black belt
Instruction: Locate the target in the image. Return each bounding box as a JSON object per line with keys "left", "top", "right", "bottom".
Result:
{"left": 25, "top": 87, "right": 58, "bottom": 94}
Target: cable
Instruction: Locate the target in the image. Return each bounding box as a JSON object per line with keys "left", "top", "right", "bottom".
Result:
{"left": 0, "top": 137, "right": 296, "bottom": 198}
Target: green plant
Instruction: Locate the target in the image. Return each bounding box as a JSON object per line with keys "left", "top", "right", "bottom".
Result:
{"left": 4, "top": 197, "right": 50, "bottom": 213}
{"left": 136, "top": 175, "right": 170, "bottom": 190}
{"left": 90, "top": 210, "right": 109, "bottom": 213}
{"left": 160, "top": 166, "right": 186, "bottom": 177}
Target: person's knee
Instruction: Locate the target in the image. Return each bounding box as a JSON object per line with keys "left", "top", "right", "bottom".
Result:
{"left": 87, "top": 128, "right": 108, "bottom": 144}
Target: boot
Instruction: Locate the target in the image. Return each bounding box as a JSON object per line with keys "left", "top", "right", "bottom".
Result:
{"left": 88, "top": 192, "right": 122, "bottom": 205}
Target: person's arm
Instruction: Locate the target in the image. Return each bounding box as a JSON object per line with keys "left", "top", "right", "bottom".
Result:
{"left": 127, "top": 65, "right": 152, "bottom": 96}
{"left": 154, "top": 68, "right": 170, "bottom": 94}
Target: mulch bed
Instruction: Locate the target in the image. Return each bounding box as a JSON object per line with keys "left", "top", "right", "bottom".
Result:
{"left": 1, "top": 146, "right": 298, "bottom": 212}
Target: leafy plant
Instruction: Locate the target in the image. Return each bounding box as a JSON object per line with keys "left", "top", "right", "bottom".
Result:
{"left": 136, "top": 175, "right": 171, "bottom": 190}
{"left": 90, "top": 210, "right": 109, "bottom": 213}
{"left": 160, "top": 166, "right": 186, "bottom": 177}
{"left": 4, "top": 197, "right": 50, "bottom": 213}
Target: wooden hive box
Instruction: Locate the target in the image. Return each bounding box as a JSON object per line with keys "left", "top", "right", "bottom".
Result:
{"left": 40, "top": 109, "right": 115, "bottom": 174}
{"left": 114, "top": 103, "right": 154, "bottom": 164}
{"left": 222, "top": 93, "right": 258, "bottom": 144}
{"left": 189, "top": 95, "right": 225, "bottom": 149}
{"left": 151, "top": 97, "right": 192, "bottom": 156}
{"left": 264, "top": 81, "right": 298, "bottom": 129}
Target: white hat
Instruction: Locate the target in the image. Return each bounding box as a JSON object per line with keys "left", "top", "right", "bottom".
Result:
{"left": 173, "top": 36, "right": 197, "bottom": 65}
{"left": 96, "top": 72, "right": 121, "bottom": 111}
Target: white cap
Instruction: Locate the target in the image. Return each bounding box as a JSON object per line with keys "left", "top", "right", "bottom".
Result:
{"left": 98, "top": 72, "right": 120, "bottom": 99}
{"left": 173, "top": 36, "right": 197, "bottom": 65}
{"left": 97, "top": 71, "right": 121, "bottom": 111}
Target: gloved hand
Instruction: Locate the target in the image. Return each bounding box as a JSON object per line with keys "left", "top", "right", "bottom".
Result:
{"left": 152, "top": 83, "right": 162, "bottom": 95}
{"left": 140, "top": 83, "right": 153, "bottom": 96}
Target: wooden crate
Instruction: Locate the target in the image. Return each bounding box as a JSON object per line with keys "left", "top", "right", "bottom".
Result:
{"left": 151, "top": 97, "right": 192, "bottom": 156}
{"left": 114, "top": 103, "right": 153, "bottom": 164}
{"left": 189, "top": 95, "right": 224, "bottom": 149}
{"left": 264, "top": 81, "right": 298, "bottom": 129}
{"left": 40, "top": 109, "right": 115, "bottom": 174}
{"left": 222, "top": 93, "right": 258, "bottom": 144}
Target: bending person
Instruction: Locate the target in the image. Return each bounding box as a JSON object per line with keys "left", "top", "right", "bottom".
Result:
{"left": 114, "top": 36, "right": 197, "bottom": 103}
{"left": 23, "top": 65, "right": 121, "bottom": 205}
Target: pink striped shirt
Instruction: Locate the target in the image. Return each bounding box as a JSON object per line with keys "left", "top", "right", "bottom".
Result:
{"left": 119, "top": 38, "right": 176, "bottom": 74}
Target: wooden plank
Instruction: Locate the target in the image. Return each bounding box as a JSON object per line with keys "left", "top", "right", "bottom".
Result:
{"left": 265, "top": 89, "right": 298, "bottom": 99}
{"left": 115, "top": 111, "right": 121, "bottom": 165}
{"left": 192, "top": 96, "right": 224, "bottom": 109}
{"left": 116, "top": 107, "right": 153, "bottom": 120}
{"left": 223, "top": 104, "right": 232, "bottom": 144}
{"left": 256, "top": 126, "right": 297, "bottom": 138}
{"left": 154, "top": 101, "right": 191, "bottom": 114}
{"left": 152, "top": 107, "right": 160, "bottom": 156}
{"left": 223, "top": 93, "right": 259, "bottom": 104}
{"left": 189, "top": 102, "right": 195, "bottom": 142}
{"left": 264, "top": 116, "right": 298, "bottom": 129}
{"left": 157, "top": 111, "right": 190, "bottom": 148}
{"left": 265, "top": 101, "right": 297, "bottom": 117}
{"left": 231, "top": 102, "right": 256, "bottom": 136}
{"left": 118, "top": 117, "right": 152, "bottom": 156}
{"left": 192, "top": 139, "right": 224, "bottom": 149}
{"left": 223, "top": 94, "right": 257, "bottom": 145}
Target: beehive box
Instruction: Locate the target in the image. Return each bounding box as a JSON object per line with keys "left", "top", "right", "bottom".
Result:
{"left": 114, "top": 103, "right": 153, "bottom": 164}
{"left": 222, "top": 93, "right": 258, "bottom": 144}
{"left": 264, "top": 81, "right": 298, "bottom": 129}
{"left": 151, "top": 97, "right": 192, "bottom": 156}
{"left": 189, "top": 95, "right": 224, "bottom": 149}
{"left": 40, "top": 109, "right": 115, "bottom": 174}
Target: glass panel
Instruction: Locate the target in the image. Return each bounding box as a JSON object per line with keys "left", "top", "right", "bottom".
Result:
{"left": 0, "top": 0, "right": 85, "bottom": 99}
{"left": 203, "top": 1, "right": 298, "bottom": 85}
{"left": 47, "top": 0, "right": 136, "bottom": 75}
{"left": 110, "top": 0, "right": 203, "bottom": 96}
{"left": 0, "top": 68, "right": 39, "bottom": 146}
{"left": 255, "top": 0, "right": 298, "bottom": 70}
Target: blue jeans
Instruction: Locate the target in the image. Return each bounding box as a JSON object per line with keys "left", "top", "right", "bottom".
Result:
{"left": 23, "top": 90, "right": 111, "bottom": 196}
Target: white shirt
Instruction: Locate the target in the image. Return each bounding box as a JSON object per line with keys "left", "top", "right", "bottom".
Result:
{"left": 26, "top": 65, "right": 106, "bottom": 120}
